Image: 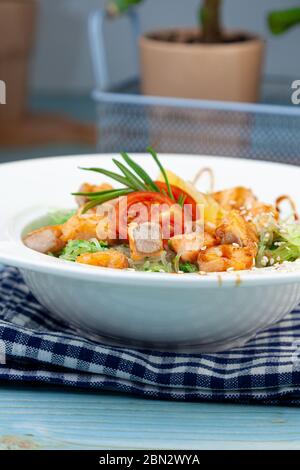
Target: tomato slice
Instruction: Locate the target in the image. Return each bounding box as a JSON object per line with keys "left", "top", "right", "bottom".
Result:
{"left": 115, "top": 191, "right": 176, "bottom": 240}
{"left": 154, "top": 181, "right": 198, "bottom": 219}
{"left": 115, "top": 186, "right": 198, "bottom": 241}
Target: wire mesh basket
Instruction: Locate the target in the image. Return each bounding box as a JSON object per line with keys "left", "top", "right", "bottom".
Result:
{"left": 89, "top": 9, "right": 300, "bottom": 165}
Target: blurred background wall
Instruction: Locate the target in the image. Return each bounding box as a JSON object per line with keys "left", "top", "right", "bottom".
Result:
{"left": 31, "top": 0, "right": 300, "bottom": 93}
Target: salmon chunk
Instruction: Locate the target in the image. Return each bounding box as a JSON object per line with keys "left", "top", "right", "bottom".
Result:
{"left": 128, "top": 222, "right": 164, "bottom": 261}
{"left": 24, "top": 225, "right": 65, "bottom": 254}
{"left": 60, "top": 214, "right": 101, "bottom": 242}
{"left": 215, "top": 210, "right": 258, "bottom": 247}
{"left": 76, "top": 250, "right": 129, "bottom": 269}
{"left": 198, "top": 245, "right": 257, "bottom": 273}
{"left": 169, "top": 232, "right": 216, "bottom": 263}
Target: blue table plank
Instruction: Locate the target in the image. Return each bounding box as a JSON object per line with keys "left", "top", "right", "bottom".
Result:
{"left": 0, "top": 385, "right": 299, "bottom": 450}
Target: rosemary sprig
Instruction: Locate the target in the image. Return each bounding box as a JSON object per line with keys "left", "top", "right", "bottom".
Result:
{"left": 81, "top": 188, "right": 133, "bottom": 213}
{"left": 112, "top": 159, "right": 146, "bottom": 191}
{"left": 75, "top": 149, "right": 176, "bottom": 210}
{"left": 147, "top": 147, "right": 174, "bottom": 200}
{"left": 120, "top": 152, "right": 160, "bottom": 192}
{"left": 72, "top": 188, "right": 128, "bottom": 198}
{"left": 177, "top": 193, "right": 187, "bottom": 208}
{"left": 79, "top": 167, "right": 136, "bottom": 190}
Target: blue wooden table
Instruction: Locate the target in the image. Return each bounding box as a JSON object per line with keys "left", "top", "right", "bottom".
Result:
{"left": 0, "top": 385, "right": 299, "bottom": 450}
{"left": 1, "top": 92, "right": 300, "bottom": 451}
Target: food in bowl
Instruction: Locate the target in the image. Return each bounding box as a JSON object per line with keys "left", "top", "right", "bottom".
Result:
{"left": 23, "top": 149, "right": 300, "bottom": 274}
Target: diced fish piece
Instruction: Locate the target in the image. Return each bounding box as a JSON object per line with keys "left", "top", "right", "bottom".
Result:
{"left": 128, "top": 222, "right": 163, "bottom": 261}
{"left": 76, "top": 250, "right": 129, "bottom": 269}
{"left": 169, "top": 231, "right": 216, "bottom": 263}
{"left": 24, "top": 225, "right": 65, "bottom": 254}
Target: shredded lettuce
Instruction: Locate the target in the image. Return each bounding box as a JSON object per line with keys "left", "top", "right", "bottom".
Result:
{"left": 48, "top": 209, "right": 76, "bottom": 226}
{"left": 179, "top": 262, "right": 199, "bottom": 273}
{"left": 256, "top": 217, "right": 300, "bottom": 267}
{"left": 59, "top": 239, "right": 108, "bottom": 262}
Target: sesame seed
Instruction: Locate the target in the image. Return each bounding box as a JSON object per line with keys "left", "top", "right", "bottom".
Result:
{"left": 232, "top": 243, "right": 240, "bottom": 248}
{"left": 227, "top": 267, "right": 235, "bottom": 272}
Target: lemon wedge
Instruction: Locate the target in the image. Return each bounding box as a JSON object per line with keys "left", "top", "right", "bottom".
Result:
{"left": 157, "top": 169, "right": 222, "bottom": 224}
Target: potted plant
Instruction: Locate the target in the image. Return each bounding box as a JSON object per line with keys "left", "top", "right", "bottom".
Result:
{"left": 0, "top": 0, "right": 37, "bottom": 120}
{"left": 107, "top": 0, "right": 265, "bottom": 102}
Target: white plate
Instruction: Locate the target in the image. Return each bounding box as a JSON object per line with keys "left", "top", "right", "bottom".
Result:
{"left": 0, "top": 154, "right": 300, "bottom": 352}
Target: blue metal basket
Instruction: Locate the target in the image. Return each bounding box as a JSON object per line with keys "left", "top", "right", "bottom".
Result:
{"left": 89, "top": 9, "right": 300, "bottom": 165}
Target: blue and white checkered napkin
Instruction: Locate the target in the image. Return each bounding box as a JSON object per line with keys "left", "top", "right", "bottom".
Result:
{"left": 1, "top": 266, "right": 300, "bottom": 404}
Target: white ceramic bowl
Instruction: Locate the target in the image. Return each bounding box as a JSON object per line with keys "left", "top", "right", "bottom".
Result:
{"left": 0, "top": 154, "right": 300, "bottom": 352}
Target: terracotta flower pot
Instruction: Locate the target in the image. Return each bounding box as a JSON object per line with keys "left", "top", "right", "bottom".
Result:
{"left": 0, "top": 0, "right": 37, "bottom": 120}
{"left": 140, "top": 29, "right": 265, "bottom": 103}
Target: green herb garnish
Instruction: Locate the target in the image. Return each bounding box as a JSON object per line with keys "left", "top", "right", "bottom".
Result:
{"left": 113, "top": 158, "right": 146, "bottom": 191}
{"left": 179, "top": 262, "right": 199, "bottom": 273}
{"left": 76, "top": 188, "right": 133, "bottom": 213}
{"left": 120, "top": 152, "right": 160, "bottom": 193}
{"left": 256, "top": 217, "right": 300, "bottom": 267}
{"left": 177, "top": 193, "right": 187, "bottom": 208}
{"left": 59, "top": 239, "right": 108, "bottom": 262}
{"left": 147, "top": 147, "right": 174, "bottom": 200}
{"left": 73, "top": 149, "right": 174, "bottom": 212}
{"left": 173, "top": 254, "right": 181, "bottom": 273}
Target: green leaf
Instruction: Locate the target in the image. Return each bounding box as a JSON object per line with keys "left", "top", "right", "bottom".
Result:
{"left": 59, "top": 239, "right": 108, "bottom": 262}
{"left": 120, "top": 152, "right": 160, "bottom": 192}
{"left": 177, "top": 193, "right": 187, "bottom": 208}
{"left": 179, "top": 262, "right": 199, "bottom": 273}
{"left": 147, "top": 147, "right": 174, "bottom": 200}
{"left": 113, "top": 159, "right": 146, "bottom": 191}
{"left": 256, "top": 218, "right": 300, "bottom": 267}
{"left": 173, "top": 254, "right": 181, "bottom": 273}
{"left": 268, "top": 8, "right": 300, "bottom": 35}
{"left": 79, "top": 167, "right": 136, "bottom": 190}
{"left": 72, "top": 188, "right": 129, "bottom": 199}
{"left": 81, "top": 188, "right": 134, "bottom": 213}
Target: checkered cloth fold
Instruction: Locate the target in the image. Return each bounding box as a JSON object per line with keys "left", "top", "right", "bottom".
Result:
{"left": 1, "top": 266, "right": 300, "bottom": 404}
